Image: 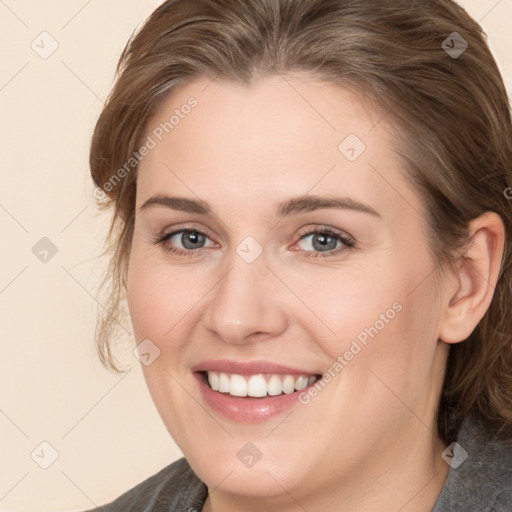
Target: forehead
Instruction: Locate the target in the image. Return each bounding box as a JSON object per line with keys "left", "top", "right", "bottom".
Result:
{"left": 136, "top": 74, "right": 424, "bottom": 221}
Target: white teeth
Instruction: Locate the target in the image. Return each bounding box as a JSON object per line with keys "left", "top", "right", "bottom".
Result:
{"left": 282, "top": 375, "right": 296, "bottom": 394}
{"left": 207, "top": 371, "right": 219, "bottom": 391}
{"left": 267, "top": 375, "right": 283, "bottom": 396}
{"left": 230, "top": 374, "right": 248, "bottom": 397}
{"left": 247, "top": 375, "right": 267, "bottom": 397}
{"left": 218, "top": 372, "right": 230, "bottom": 393}
{"left": 295, "top": 375, "right": 309, "bottom": 391}
{"left": 205, "top": 371, "right": 317, "bottom": 397}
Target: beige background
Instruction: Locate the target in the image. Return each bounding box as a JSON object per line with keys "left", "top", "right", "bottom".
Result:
{"left": 0, "top": 1, "right": 510, "bottom": 511}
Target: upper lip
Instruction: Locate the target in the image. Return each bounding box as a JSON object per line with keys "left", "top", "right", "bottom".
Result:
{"left": 190, "top": 359, "right": 319, "bottom": 376}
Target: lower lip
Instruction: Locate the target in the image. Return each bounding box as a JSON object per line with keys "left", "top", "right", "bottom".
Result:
{"left": 194, "top": 372, "right": 316, "bottom": 423}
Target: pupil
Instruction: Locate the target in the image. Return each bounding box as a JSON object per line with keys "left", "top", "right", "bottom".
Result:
{"left": 313, "top": 233, "right": 336, "bottom": 251}
{"left": 183, "top": 231, "right": 204, "bottom": 249}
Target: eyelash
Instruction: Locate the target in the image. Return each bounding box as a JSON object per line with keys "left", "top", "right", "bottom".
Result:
{"left": 152, "top": 224, "right": 355, "bottom": 259}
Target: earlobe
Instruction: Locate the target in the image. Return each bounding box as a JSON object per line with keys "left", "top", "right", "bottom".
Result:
{"left": 439, "top": 212, "right": 505, "bottom": 344}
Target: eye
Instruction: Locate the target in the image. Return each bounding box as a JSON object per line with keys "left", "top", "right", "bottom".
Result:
{"left": 294, "top": 227, "right": 355, "bottom": 258}
{"left": 155, "top": 228, "right": 216, "bottom": 257}
{"left": 153, "top": 225, "right": 355, "bottom": 259}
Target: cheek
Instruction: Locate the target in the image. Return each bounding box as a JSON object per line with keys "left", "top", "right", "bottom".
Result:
{"left": 292, "top": 261, "right": 440, "bottom": 382}
{"left": 279, "top": 264, "right": 403, "bottom": 348}
{"left": 300, "top": 275, "right": 441, "bottom": 445}
{"left": 126, "top": 254, "right": 196, "bottom": 438}
{"left": 126, "top": 251, "right": 203, "bottom": 344}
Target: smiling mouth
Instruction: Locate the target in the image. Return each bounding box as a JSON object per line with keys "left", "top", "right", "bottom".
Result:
{"left": 199, "top": 371, "right": 322, "bottom": 398}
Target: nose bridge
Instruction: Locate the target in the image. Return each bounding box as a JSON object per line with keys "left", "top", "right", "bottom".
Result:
{"left": 202, "top": 245, "right": 287, "bottom": 344}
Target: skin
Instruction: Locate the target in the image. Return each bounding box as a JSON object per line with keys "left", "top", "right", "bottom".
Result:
{"left": 125, "top": 74, "right": 505, "bottom": 512}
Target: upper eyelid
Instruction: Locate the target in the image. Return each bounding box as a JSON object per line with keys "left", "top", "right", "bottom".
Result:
{"left": 161, "top": 224, "right": 215, "bottom": 242}
{"left": 160, "top": 224, "right": 349, "bottom": 237}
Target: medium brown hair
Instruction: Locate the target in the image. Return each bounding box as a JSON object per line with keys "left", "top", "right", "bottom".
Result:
{"left": 90, "top": 0, "right": 512, "bottom": 443}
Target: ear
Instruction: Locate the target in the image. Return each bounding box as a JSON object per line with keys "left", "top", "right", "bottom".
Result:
{"left": 438, "top": 211, "right": 505, "bottom": 344}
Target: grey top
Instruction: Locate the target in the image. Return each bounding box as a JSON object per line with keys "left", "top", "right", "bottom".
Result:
{"left": 85, "top": 414, "right": 512, "bottom": 511}
{"left": 432, "top": 415, "right": 512, "bottom": 511}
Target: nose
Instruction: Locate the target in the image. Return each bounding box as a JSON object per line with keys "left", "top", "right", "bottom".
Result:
{"left": 201, "top": 252, "right": 288, "bottom": 346}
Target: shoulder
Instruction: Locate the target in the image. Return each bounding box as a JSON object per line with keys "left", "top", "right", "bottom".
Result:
{"left": 433, "top": 414, "right": 512, "bottom": 512}
{"left": 81, "top": 457, "right": 208, "bottom": 512}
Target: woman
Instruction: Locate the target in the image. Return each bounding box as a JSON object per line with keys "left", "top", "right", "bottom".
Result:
{"left": 86, "top": 0, "right": 512, "bottom": 510}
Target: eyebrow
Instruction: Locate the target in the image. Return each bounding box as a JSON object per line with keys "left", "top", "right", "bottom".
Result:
{"left": 139, "top": 194, "right": 381, "bottom": 218}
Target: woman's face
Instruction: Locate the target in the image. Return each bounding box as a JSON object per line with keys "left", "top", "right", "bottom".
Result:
{"left": 126, "top": 75, "right": 451, "bottom": 501}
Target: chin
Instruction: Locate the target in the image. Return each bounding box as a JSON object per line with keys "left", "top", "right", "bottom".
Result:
{"left": 196, "top": 460, "right": 304, "bottom": 497}
{"left": 186, "top": 441, "right": 316, "bottom": 498}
